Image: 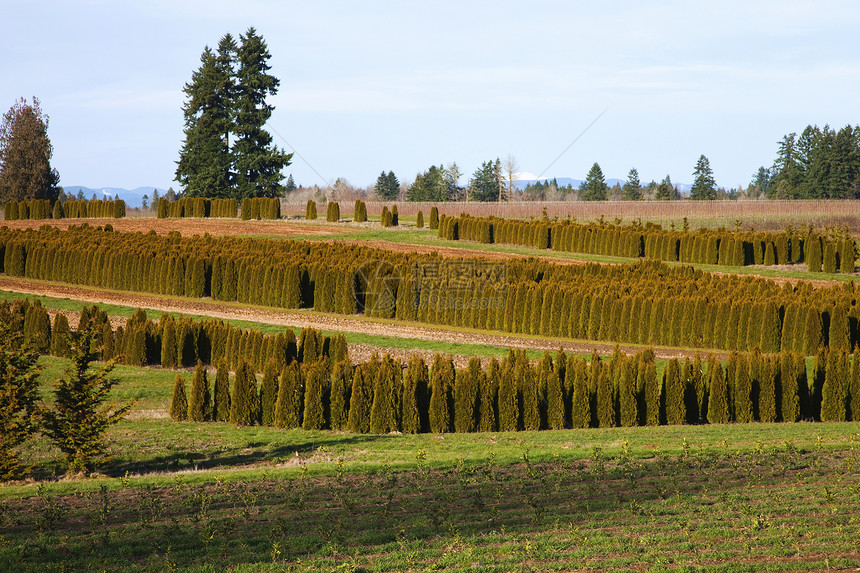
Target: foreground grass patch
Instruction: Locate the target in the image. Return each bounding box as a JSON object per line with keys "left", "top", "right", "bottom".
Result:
{"left": 1, "top": 424, "right": 858, "bottom": 572}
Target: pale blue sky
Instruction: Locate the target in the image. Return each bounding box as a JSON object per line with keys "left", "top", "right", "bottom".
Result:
{"left": 3, "top": 0, "right": 860, "bottom": 191}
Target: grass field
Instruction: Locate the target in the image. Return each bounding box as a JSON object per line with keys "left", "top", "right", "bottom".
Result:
{"left": 2, "top": 353, "right": 858, "bottom": 572}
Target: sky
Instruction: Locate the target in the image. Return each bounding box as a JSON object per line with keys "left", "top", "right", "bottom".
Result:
{"left": 3, "top": 0, "right": 860, "bottom": 192}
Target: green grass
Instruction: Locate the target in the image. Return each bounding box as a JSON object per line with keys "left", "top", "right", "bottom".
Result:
{"left": 1, "top": 421, "right": 858, "bottom": 572}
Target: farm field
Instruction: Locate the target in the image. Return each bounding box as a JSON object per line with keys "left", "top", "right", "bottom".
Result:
{"left": 3, "top": 205, "right": 860, "bottom": 572}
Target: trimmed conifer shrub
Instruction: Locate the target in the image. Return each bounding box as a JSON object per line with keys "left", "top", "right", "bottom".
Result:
{"left": 50, "top": 312, "right": 71, "bottom": 357}
{"left": 706, "top": 356, "right": 730, "bottom": 424}
{"left": 823, "top": 241, "right": 837, "bottom": 274}
{"left": 429, "top": 355, "right": 454, "bottom": 433}
{"left": 302, "top": 359, "right": 327, "bottom": 430}
{"left": 429, "top": 206, "right": 439, "bottom": 229}
{"left": 170, "top": 375, "right": 188, "bottom": 421}
{"left": 454, "top": 358, "right": 481, "bottom": 433}
{"left": 326, "top": 201, "right": 340, "bottom": 222}
{"left": 324, "top": 359, "right": 349, "bottom": 430}
{"left": 400, "top": 357, "right": 422, "bottom": 434}
{"left": 570, "top": 357, "right": 591, "bottom": 428}
{"left": 618, "top": 357, "right": 638, "bottom": 427}
{"left": 778, "top": 352, "right": 799, "bottom": 422}
{"left": 821, "top": 348, "right": 849, "bottom": 421}
{"left": 850, "top": 349, "right": 860, "bottom": 421}
{"left": 391, "top": 204, "right": 399, "bottom": 226}
{"left": 346, "top": 362, "right": 373, "bottom": 433}
{"left": 306, "top": 199, "right": 317, "bottom": 220}
{"left": 229, "top": 360, "right": 257, "bottom": 426}
{"left": 416, "top": 210, "right": 424, "bottom": 228}
{"left": 594, "top": 364, "right": 615, "bottom": 427}
{"left": 212, "top": 359, "right": 231, "bottom": 422}
{"left": 259, "top": 359, "right": 279, "bottom": 426}
{"left": 828, "top": 305, "right": 850, "bottom": 351}
{"left": 663, "top": 359, "right": 686, "bottom": 425}
{"left": 758, "top": 356, "right": 778, "bottom": 423}
{"left": 380, "top": 206, "right": 392, "bottom": 227}
{"left": 641, "top": 351, "right": 660, "bottom": 426}
{"left": 546, "top": 369, "right": 565, "bottom": 430}
{"left": 160, "top": 316, "right": 177, "bottom": 368}
{"left": 733, "top": 353, "right": 753, "bottom": 423}
{"left": 274, "top": 362, "right": 303, "bottom": 429}
{"left": 187, "top": 361, "right": 211, "bottom": 422}
{"left": 497, "top": 359, "right": 518, "bottom": 431}
{"left": 803, "top": 307, "right": 824, "bottom": 355}
{"left": 353, "top": 200, "right": 367, "bottom": 223}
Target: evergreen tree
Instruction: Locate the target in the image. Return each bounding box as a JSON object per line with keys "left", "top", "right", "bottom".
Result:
{"left": 0, "top": 97, "right": 60, "bottom": 203}
{"left": 170, "top": 374, "right": 189, "bottom": 421}
{"left": 212, "top": 358, "right": 231, "bottom": 422}
{"left": 579, "top": 162, "right": 607, "bottom": 201}
{"left": 429, "top": 206, "right": 439, "bottom": 229}
{"left": 401, "top": 357, "right": 423, "bottom": 434}
{"left": 690, "top": 155, "right": 717, "bottom": 200}
{"left": 621, "top": 167, "right": 642, "bottom": 200}
{"left": 188, "top": 361, "right": 211, "bottom": 422}
{"left": 758, "top": 357, "right": 778, "bottom": 423}
{"left": 375, "top": 171, "right": 400, "bottom": 200}
{"left": 177, "top": 30, "right": 292, "bottom": 200}
{"left": 41, "top": 324, "right": 132, "bottom": 475}
{"left": 0, "top": 320, "right": 42, "bottom": 481}
{"left": 469, "top": 159, "right": 503, "bottom": 202}
{"left": 175, "top": 36, "right": 237, "bottom": 198}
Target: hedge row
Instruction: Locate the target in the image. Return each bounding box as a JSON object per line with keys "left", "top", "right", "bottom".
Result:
{"left": 5, "top": 297, "right": 857, "bottom": 432}
{"left": 4, "top": 199, "right": 126, "bottom": 220}
{"left": 240, "top": 197, "right": 280, "bottom": 220}
{"left": 170, "top": 345, "right": 860, "bottom": 431}
{"left": 3, "top": 226, "right": 860, "bottom": 354}
{"left": 439, "top": 214, "right": 856, "bottom": 273}
{"left": 156, "top": 197, "right": 240, "bottom": 219}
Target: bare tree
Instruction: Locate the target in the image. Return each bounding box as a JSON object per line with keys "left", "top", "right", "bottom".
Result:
{"left": 503, "top": 154, "right": 519, "bottom": 201}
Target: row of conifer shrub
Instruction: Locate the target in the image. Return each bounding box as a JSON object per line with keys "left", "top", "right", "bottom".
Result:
{"left": 156, "top": 197, "right": 241, "bottom": 219}
{"left": 166, "top": 344, "right": 857, "bottom": 429}
{"left": 4, "top": 198, "right": 126, "bottom": 220}
{"left": 4, "top": 226, "right": 860, "bottom": 354}
{"left": 438, "top": 214, "right": 856, "bottom": 273}
{"left": 5, "top": 296, "right": 857, "bottom": 431}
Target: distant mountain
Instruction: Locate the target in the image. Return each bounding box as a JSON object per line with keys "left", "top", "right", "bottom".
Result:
{"left": 63, "top": 186, "right": 167, "bottom": 209}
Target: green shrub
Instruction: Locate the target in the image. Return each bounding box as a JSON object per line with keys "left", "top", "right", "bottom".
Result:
{"left": 416, "top": 210, "right": 424, "bottom": 228}
{"left": 188, "top": 361, "right": 211, "bottom": 422}
{"left": 302, "top": 359, "right": 327, "bottom": 430}
{"left": 212, "top": 359, "right": 231, "bottom": 422}
{"left": 229, "top": 361, "right": 257, "bottom": 426}
{"left": 259, "top": 359, "right": 279, "bottom": 426}
{"left": 326, "top": 201, "right": 340, "bottom": 222}
{"left": 306, "top": 199, "right": 317, "bottom": 220}
{"left": 170, "top": 375, "right": 188, "bottom": 421}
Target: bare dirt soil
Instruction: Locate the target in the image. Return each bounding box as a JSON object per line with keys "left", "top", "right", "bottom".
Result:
{"left": 0, "top": 277, "right": 712, "bottom": 363}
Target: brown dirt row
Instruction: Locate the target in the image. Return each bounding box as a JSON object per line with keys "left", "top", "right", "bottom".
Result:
{"left": 0, "top": 277, "right": 712, "bottom": 363}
